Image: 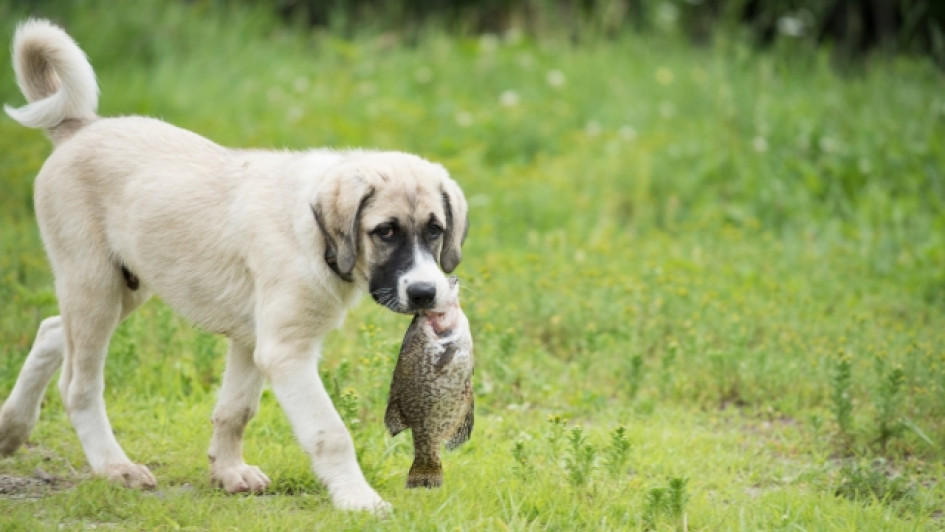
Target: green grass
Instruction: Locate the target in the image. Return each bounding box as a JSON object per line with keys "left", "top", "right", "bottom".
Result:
{"left": 1, "top": 1, "right": 944, "bottom": 529}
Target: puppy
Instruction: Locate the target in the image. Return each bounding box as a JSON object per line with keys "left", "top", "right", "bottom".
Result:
{"left": 0, "top": 19, "right": 467, "bottom": 513}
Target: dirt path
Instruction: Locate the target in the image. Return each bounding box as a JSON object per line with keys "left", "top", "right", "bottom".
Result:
{"left": 0, "top": 469, "right": 70, "bottom": 499}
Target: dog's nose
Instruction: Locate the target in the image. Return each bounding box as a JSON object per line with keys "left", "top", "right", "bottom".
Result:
{"left": 407, "top": 282, "right": 437, "bottom": 309}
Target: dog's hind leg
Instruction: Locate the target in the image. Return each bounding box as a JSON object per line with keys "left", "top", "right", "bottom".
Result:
{"left": 208, "top": 339, "right": 270, "bottom": 493}
{"left": 56, "top": 268, "right": 156, "bottom": 489}
{"left": 0, "top": 268, "right": 150, "bottom": 456}
{"left": 0, "top": 316, "right": 65, "bottom": 455}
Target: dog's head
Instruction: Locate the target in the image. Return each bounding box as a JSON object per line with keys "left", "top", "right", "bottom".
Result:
{"left": 312, "top": 151, "right": 468, "bottom": 314}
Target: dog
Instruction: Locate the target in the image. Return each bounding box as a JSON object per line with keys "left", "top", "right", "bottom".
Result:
{"left": 0, "top": 19, "right": 467, "bottom": 513}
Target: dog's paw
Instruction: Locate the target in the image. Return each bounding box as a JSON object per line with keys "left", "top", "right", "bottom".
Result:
{"left": 103, "top": 463, "right": 157, "bottom": 489}
{"left": 212, "top": 463, "right": 271, "bottom": 494}
{"left": 0, "top": 410, "right": 31, "bottom": 455}
{"left": 331, "top": 484, "right": 392, "bottom": 515}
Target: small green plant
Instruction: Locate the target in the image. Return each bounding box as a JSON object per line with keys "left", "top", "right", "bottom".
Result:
{"left": 155, "top": 305, "right": 179, "bottom": 354}
{"left": 831, "top": 349, "right": 854, "bottom": 453}
{"left": 546, "top": 414, "right": 568, "bottom": 460}
{"left": 329, "top": 359, "right": 352, "bottom": 399}
{"left": 643, "top": 486, "right": 667, "bottom": 529}
{"left": 498, "top": 327, "right": 519, "bottom": 357}
{"left": 643, "top": 477, "right": 689, "bottom": 530}
{"left": 511, "top": 440, "right": 533, "bottom": 480}
{"left": 191, "top": 331, "right": 219, "bottom": 393}
{"left": 834, "top": 459, "right": 915, "bottom": 508}
{"left": 709, "top": 346, "right": 745, "bottom": 408}
{"left": 627, "top": 353, "right": 644, "bottom": 400}
{"left": 659, "top": 338, "right": 679, "bottom": 394}
{"left": 603, "top": 426, "right": 632, "bottom": 477}
{"left": 108, "top": 318, "right": 139, "bottom": 383}
{"left": 338, "top": 387, "right": 361, "bottom": 431}
{"left": 564, "top": 426, "right": 596, "bottom": 487}
{"left": 662, "top": 338, "right": 678, "bottom": 371}
{"left": 667, "top": 477, "right": 688, "bottom": 520}
{"left": 873, "top": 355, "right": 905, "bottom": 454}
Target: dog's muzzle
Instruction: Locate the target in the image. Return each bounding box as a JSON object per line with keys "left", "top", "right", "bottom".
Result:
{"left": 406, "top": 282, "right": 437, "bottom": 310}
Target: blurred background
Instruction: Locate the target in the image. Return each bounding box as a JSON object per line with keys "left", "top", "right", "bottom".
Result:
{"left": 9, "top": 0, "right": 945, "bottom": 62}
{"left": 0, "top": 0, "right": 944, "bottom": 528}
{"left": 271, "top": 0, "right": 945, "bottom": 65}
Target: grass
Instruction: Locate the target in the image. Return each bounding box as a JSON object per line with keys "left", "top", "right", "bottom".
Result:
{"left": 1, "top": 0, "right": 944, "bottom": 529}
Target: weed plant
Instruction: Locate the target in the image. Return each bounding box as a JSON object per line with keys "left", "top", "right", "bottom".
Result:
{"left": 603, "top": 426, "right": 631, "bottom": 477}
{"left": 831, "top": 349, "right": 855, "bottom": 454}
{"left": 564, "top": 426, "right": 596, "bottom": 487}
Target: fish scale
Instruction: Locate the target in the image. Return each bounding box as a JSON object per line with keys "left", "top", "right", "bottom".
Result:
{"left": 385, "top": 277, "right": 474, "bottom": 488}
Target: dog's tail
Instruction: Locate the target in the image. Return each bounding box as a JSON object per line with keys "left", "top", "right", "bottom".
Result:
{"left": 4, "top": 19, "right": 99, "bottom": 141}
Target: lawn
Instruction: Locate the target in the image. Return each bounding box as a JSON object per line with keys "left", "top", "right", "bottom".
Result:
{"left": 0, "top": 1, "right": 943, "bottom": 530}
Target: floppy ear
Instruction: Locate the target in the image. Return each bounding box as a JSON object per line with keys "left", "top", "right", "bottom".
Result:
{"left": 312, "top": 177, "right": 375, "bottom": 282}
{"left": 440, "top": 177, "right": 468, "bottom": 273}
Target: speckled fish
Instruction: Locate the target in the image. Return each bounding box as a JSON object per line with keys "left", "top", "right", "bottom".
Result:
{"left": 385, "top": 277, "right": 474, "bottom": 488}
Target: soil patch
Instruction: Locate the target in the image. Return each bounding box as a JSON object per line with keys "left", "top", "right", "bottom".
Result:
{"left": 0, "top": 469, "right": 71, "bottom": 499}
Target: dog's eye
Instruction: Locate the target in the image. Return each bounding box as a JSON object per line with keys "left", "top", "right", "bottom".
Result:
{"left": 373, "top": 223, "right": 397, "bottom": 242}
{"left": 427, "top": 223, "right": 444, "bottom": 240}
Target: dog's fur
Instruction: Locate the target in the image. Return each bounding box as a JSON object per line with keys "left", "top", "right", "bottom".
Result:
{"left": 0, "top": 19, "right": 467, "bottom": 512}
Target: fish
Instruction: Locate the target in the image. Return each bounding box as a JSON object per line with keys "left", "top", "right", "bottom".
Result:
{"left": 385, "top": 276, "right": 474, "bottom": 489}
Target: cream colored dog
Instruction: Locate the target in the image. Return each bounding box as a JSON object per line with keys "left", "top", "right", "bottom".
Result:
{"left": 0, "top": 19, "right": 467, "bottom": 513}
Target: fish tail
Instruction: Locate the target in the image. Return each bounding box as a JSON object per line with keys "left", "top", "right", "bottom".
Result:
{"left": 406, "top": 457, "right": 443, "bottom": 489}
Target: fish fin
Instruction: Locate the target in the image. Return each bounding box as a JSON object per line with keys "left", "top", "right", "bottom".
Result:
{"left": 384, "top": 398, "right": 408, "bottom": 436}
{"left": 446, "top": 392, "right": 474, "bottom": 450}
{"left": 433, "top": 343, "right": 458, "bottom": 372}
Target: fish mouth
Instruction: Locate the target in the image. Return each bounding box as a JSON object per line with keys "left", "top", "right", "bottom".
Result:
{"left": 419, "top": 280, "right": 461, "bottom": 336}
{"left": 423, "top": 309, "right": 458, "bottom": 337}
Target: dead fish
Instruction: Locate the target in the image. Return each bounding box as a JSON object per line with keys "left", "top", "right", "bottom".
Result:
{"left": 385, "top": 276, "right": 474, "bottom": 489}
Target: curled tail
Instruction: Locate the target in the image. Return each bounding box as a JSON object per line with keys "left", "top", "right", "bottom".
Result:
{"left": 4, "top": 19, "right": 98, "bottom": 137}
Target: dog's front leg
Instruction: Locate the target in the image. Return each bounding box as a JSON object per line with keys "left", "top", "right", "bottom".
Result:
{"left": 254, "top": 336, "right": 389, "bottom": 513}
{"left": 208, "top": 339, "right": 270, "bottom": 493}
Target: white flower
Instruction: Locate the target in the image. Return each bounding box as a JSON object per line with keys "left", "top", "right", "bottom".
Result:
{"left": 546, "top": 69, "right": 566, "bottom": 88}
{"left": 656, "top": 2, "right": 679, "bottom": 29}
{"left": 500, "top": 90, "right": 520, "bottom": 107}
{"left": 292, "top": 76, "right": 309, "bottom": 93}
{"left": 777, "top": 15, "right": 806, "bottom": 37}
{"left": 455, "top": 111, "right": 474, "bottom": 127}
{"left": 752, "top": 136, "right": 768, "bottom": 153}
{"left": 479, "top": 34, "right": 500, "bottom": 53}
{"left": 504, "top": 27, "right": 524, "bottom": 45}
{"left": 819, "top": 137, "right": 839, "bottom": 153}
{"left": 414, "top": 66, "right": 433, "bottom": 84}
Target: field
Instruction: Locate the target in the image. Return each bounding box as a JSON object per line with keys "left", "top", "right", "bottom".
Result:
{"left": 1, "top": 1, "right": 944, "bottom": 530}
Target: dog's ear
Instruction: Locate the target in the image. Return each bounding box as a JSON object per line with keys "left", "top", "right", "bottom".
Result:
{"left": 312, "top": 177, "right": 375, "bottom": 282}
{"left": 440, "top": 177, "right": 468, "bottom": 273}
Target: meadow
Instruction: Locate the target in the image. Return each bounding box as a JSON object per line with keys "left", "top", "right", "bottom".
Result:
{"left": 0, "top": 1, "right": 943, "bottom": 530}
